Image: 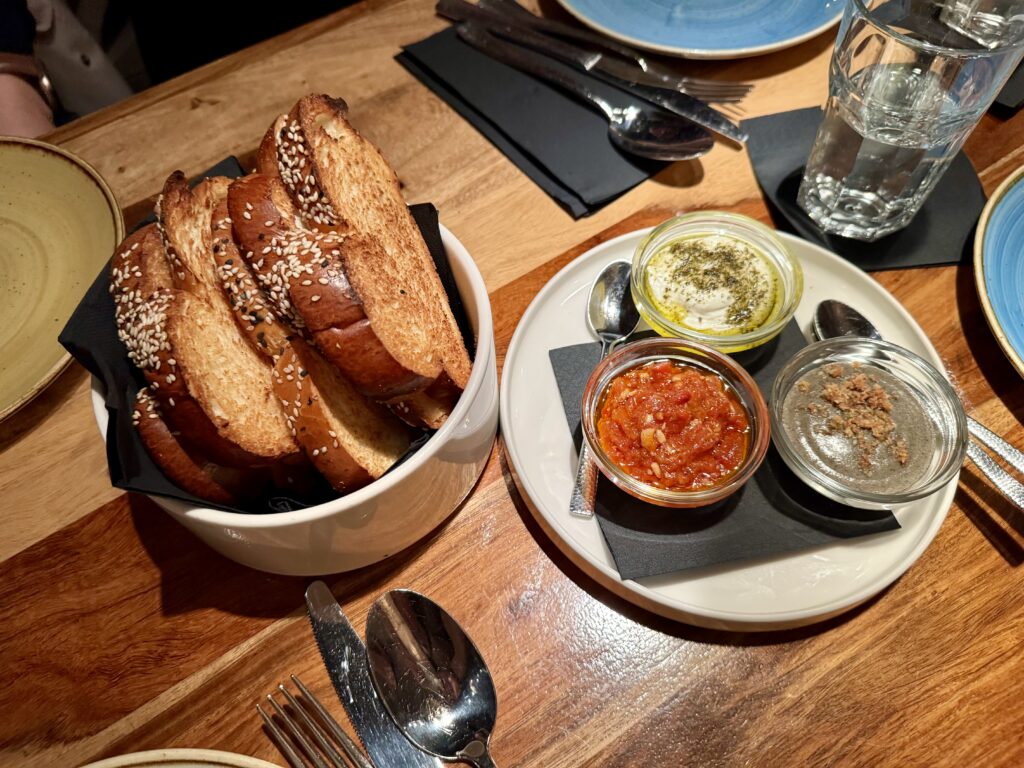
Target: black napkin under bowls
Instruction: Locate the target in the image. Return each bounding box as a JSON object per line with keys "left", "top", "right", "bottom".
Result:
{"left": 549, "top": 322, "right": 900, "bottom": 581}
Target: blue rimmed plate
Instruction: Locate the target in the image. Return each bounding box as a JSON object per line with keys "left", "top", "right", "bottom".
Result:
{"left": 975, "top": 164, "right": 1024, "bottom": 379}
{"left": 554, "top": 0, "right": 845, "bottom": 59}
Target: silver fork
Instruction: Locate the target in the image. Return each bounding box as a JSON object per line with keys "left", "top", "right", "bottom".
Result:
{"left": 474, "top": 0, "right": 754, "bottom": 103}
{"left": 257, "top": 675, "right": 375, "bottom": 768}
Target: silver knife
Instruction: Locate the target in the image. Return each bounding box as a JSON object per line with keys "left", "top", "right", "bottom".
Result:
{"left": 305, "top": 581, "right": 443, "bottom": 768}
{"left": 436, "top": 0, "right": 747, "bottom": 144}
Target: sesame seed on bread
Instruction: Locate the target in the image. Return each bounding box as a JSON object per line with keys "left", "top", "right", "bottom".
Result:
{"left": 227, "top": 173, "right": 448, "bottom": 424}
{"left": 210, "top": 196, "right": 293, "bottom": 359}
{"left": 110, "top": 223, "right": 260, "bottom": 467}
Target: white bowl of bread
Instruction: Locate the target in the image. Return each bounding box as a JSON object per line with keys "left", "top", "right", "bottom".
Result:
{"left": 91, "top": 95, "right": 497, "bottom": 575}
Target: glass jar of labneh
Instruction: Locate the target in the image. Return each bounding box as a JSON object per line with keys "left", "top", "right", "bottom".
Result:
{"left": 631, "top": 212, "right": 803, "bottom": 353}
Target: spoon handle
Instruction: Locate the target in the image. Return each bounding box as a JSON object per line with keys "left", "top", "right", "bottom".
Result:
{"left": 965, "top": 440, "right": 1024, "bottom": 510}
{"left": 454, "top": 21, "right": 611, "bottom": 119}
{"left": 967, "top": 417, "right": 1024, "bottom": 476}
{"left": 459, "top": 743, "right": 498, "bottom": 768}
{"left": 569, "top": 441, "right": 599, "bottom": 519}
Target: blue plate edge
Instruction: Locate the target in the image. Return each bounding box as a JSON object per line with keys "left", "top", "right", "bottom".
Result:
{"left": 554, "top": 0, "right": 845, "bottom": 58}
{"left": 976, "top": 164, "right": 1024, "bottom": 379}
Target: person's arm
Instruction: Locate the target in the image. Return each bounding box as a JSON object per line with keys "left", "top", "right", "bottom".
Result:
{"left": 0, "top": 70, "right": 53, "bottom": 136}
{"left": 0, "top": 0, "right": 54, "bottom": 137}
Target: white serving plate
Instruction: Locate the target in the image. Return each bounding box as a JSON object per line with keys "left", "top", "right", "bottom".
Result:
{"left": 500, "top": 228, "right": 957, "bottom": 631}
{"left": 93, "top": 226, "right": 498, "bottom": 576}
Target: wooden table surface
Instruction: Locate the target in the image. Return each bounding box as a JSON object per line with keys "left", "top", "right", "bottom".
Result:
{"left": 2, "top": 1, "right": 1023, "bottom": 766}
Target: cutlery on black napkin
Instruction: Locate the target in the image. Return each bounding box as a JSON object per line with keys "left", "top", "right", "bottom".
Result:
{"left": 474, "top": 0, "right": 753, "bottom": 102}
{"left": 436, "top": 0, "right": 746, "bottom": 143}
{"left": 455, "top": 23, "right": 713, "bottom": 161}
{"left": 398, "top": 27, "right": 670, "bottom": 217}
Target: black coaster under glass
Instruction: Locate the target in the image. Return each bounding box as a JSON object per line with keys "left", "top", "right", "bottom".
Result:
{"left": 744, "top": 107, "right": 986, "bottom": 271}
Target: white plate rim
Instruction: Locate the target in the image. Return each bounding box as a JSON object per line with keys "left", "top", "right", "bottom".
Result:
{"left": 80, "top": 748, "right": 281, "bottom": 768}
{"left": 553, "top": 0, "right": 844, "bottom": 59}
{"left": 499, "top": 227, "right": 956, "bottom": 630}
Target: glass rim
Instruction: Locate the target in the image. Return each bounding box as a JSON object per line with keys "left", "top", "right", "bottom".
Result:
{"left": 850, "top": 0, "right": 1024, "bottom": 57}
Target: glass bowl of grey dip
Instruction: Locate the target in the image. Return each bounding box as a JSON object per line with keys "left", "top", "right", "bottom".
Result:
{"left": 631, "top": 212, "right": 803, "bottom": 354}
{"left": 769, "top": 338, "right": 967, "bottom": 510}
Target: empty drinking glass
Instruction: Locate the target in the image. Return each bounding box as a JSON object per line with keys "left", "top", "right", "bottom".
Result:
{"left": 798, "top": 0, "right": 1024, "bottom": 241}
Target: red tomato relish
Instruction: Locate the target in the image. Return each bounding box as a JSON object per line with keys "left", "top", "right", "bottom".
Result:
{"left": 596, "top": 359, "right": 750, "bottom": 492}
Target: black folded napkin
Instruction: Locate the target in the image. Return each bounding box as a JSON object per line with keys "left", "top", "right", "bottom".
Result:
{"left": 744, "top": 107, "right": 986, "bottom": 271}
{"left": 59, "top": 158, "right": 472, "bottom": 514}
{"left": 549, "top": 323, "right": 900, "bottom": 581}
{"left": 397, "top": 27, "right": 667, "bottom": 219}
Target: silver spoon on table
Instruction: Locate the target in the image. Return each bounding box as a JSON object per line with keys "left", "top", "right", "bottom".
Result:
{"left": 366, "top": 590, "right": 499, "bottom": 768}
{"left": 569, "top": 260, "right": 642, "bottom": 519}
{"left": 456, "top": 23, "right": 714, "bottom": 162}
{"left": 813, "top": 299, "right": 1024, "bottom": 509}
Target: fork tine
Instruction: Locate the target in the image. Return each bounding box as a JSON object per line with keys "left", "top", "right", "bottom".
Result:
{"left": 266, "top": 693, "right": 336, "bottom": 768}
{"left": 278, "top": 684, "right": 352, "bottom": 768}
{"left": 291, "top": 675, "right": 376, "bottom": 768}
{"left": 681, "top": 82, "right": 753, "bottom": 99}
{"left": 258, "top": 703, "right": 312, "bottom": 768}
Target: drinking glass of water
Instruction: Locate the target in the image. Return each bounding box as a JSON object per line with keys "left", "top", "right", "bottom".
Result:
{"left": 798, "top": 0, "right": 1024, "bottom": 241}
{"left": 941, "top": 0, "right": 1024, "bottom": 47}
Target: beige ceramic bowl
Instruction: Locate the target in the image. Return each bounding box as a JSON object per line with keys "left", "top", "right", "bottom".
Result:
{"left": 0, "top": 137, "right": 124, "bottom": 420}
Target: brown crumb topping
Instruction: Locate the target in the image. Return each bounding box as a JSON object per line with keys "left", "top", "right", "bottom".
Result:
{"left": 808, "top": 365, "right": 910, "bottom": 474}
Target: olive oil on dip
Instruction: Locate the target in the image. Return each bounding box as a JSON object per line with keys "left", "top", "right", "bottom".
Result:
{"left": 643, "top": 233, "right": 781, "bottom": 337}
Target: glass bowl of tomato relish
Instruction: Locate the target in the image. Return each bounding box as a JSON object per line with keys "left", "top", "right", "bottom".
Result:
{"left": 582, "top": 337, "right": 770, "bottom": 508}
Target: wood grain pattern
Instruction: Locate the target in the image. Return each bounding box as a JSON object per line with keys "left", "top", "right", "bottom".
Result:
{"left": 2, "top": 1, "right": 1023, "bottom": 766}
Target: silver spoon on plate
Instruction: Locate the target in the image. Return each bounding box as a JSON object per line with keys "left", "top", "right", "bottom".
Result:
{"left": 813, "top": 299, "right": 1024, "bottom": 509}
{"left": 569, "top": 260, "right": 641, "bottom": 519}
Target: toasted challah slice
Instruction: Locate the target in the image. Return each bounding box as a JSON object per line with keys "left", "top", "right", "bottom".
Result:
{"left": 257, "top": 95, "right": 472, "bottom": 391}
{"left": 152, "top": 172, "right": 300, "bottom": 463}
{"left": 272, "top": 340, "right": 411, "bottom": 493}
{"left": 111, "top": 223, "right": 265, "bottom": 467}
{"left": 228, "top": 173, "right": 437, "bottom": 397}
{"left": 132, "top": 387, "right": 243, "bottom": 504}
